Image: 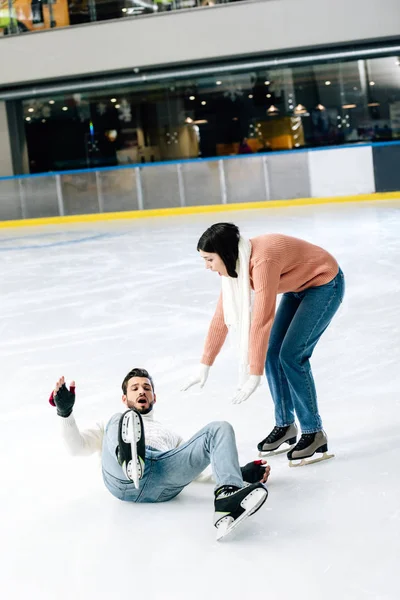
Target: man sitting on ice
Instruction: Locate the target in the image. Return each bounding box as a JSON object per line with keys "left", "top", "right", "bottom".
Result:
{"left": 50, "top": 367, "right": 270, "bottom": 540}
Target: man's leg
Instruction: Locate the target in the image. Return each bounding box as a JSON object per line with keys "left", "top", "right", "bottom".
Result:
{"left": 148, "top": 421, "right": 268, "bottom": 539}
{"left": 150, "top": 421, "right": 244, "bottom": 497}
{"left": 101, "top": 412, "right": 147, "bottom": 501}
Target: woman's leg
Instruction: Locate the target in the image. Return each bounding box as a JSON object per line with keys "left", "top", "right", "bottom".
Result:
{"left": 279, "top": 270, "right": 345, "bottom": 433}
{"left": 265, "top": 293, "right": 301, "bottom": 427}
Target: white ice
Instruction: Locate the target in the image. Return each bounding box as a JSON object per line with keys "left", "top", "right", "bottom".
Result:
{"left": 0, "top": 200, "right": 399, "bottom": 600}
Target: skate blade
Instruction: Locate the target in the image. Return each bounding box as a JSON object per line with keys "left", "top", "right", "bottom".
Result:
{"left": 258, "top": 445, "right": 295, "bottom": 458}
{"left": 122, "top": 412, "right": 143, "bottom": 489}
{"left": 216, "top": 488, "right": 267, "bottom": 541}
{"left": 258, "top": 444, "right": 295, "bottom": 458}
{"left": 289, "top": 452, "right": 335, "bottom": 468}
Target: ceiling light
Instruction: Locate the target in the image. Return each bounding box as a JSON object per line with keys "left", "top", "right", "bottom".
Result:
{"left": 266, "top": 94, "right": 271, "bottom": 98}
{"left": 201, "top": 101, "right": 206, "bottom": 105}
{"left": 267, "top": 105, "right": 279, "bottom": 114}
{"left": 111, "top": 98, "right": 117, "bottom": 103}
{"left": 294, "top": 104, "right": 308, "bottom": 115}
{"left": 25, "top": 117, "right": 31, "bottom": 121}
{"left": 115, "top": 104, "right": 120, "bottom": 108}
{"left": 325, "top": 81, "right": 331, "bottom": 86}
{"left": 369, "top": 81, "right": 375, "bottom": 86}
{"left": 49, "top": 100, "right": 55, "bottom": 105}
{"left": 28, "top": 108, "right": 34, "bottom": 113}
{"left": 264, "top": 80, "right": 270, "bottom": 85}
{"left": 316, "top": 104, "right": 325, "bottom": 110}
{"left": 185, "top": 117, "right": 193, "bottom": 123}
{"left": 189, "top": 96, "right": 195, "bottom": 100}
{"left": 216, "top": 81, "right": 222, "bottom": 85}
{"left": 342, "top": 103, "right": 357, "bottom": 109}
{"left": 62, "top": 106, "right": 68, "bottom": 111}
{"left": 368, "top": 102, "right": 380, "bottom": 107}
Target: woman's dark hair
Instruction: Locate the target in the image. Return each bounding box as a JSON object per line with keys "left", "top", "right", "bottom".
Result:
{"left": 197, "top": 223, "right": 240, "bottom": 278}
{"left": 122, "top": 368, "right": 155, "bottom": 394}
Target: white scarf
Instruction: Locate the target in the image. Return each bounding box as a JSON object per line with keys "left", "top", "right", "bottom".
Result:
{"left": 221, "top": 237, "right": 252, "bottom": 385}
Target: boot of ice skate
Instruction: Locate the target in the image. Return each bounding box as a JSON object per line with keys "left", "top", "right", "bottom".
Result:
{"left": 257, "top": 423, "right": 298, "bottom": 457}
{"left": 214, "top": 483, "right": 268, "bottom": 541}
{"left": 287, "top": 430, "right": 334, "bottom": 467}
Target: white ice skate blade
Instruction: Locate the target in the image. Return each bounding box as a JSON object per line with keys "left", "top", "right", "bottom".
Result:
{"left": 216, "top": 488, "right": 267, "bottom": 541}
{"left": 258, "top": 445, "right": 295, "bottom": 458}
{"left": 289, "top": 452, "right": 335, "bottom": 468}
{"left": 121, "top": 411, "right": 143, "bottom": 489}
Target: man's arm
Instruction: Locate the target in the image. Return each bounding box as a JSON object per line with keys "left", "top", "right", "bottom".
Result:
{"left": 50, "top": 377, "right": 104, "bottom": 456}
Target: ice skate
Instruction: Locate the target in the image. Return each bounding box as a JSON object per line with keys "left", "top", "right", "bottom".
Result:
{"left": 214, "top": 483, "right": 268, "bottom": 541}
{"left": 257, "top": 423, "right": 298, "bottom": 457}
{"left": 117, "top": 409, "right": 146, "bottom": 488}
{"left": 287, "top": 430, "right": 334, "bottom": 467}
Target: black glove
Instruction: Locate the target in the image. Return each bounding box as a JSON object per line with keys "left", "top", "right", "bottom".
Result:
{"left": 240, "top": 460, "right": 267, "bottom": 484}
{"left": 49, "top": 383, "right": 75, "bottom": 418}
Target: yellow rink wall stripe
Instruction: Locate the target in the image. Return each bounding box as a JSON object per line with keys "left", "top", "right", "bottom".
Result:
{"left": 0, "top": 191, "right": 399, "bottom": 229}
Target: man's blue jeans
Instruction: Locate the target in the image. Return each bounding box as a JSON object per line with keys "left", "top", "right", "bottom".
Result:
{"left": 265, "top": 268, "right": 345, "bottom": 433}
{"left": 101, "top": 417, "right": 244, "bottom": 503}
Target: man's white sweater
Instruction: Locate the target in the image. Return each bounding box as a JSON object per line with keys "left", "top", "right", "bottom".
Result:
{"left": 60, "top": 410, "right": 183, "bottom": 456}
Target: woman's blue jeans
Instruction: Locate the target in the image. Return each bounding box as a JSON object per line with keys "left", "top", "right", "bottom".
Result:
{"left": 265, "top": 268, "right": 345, "bottom": 433}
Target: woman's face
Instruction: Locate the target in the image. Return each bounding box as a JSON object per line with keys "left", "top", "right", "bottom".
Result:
{"left": 199, "top": 250, "right": 228, "bottom": 277}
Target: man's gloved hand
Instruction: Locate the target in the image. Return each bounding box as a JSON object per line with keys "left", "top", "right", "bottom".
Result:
{"left": 181, "top": 364, "right": 210, "bottom": 392}
{"left": 49, "top": 376, "right": 76, "bottom": 418}
{"left": 232, "top": 375, "right": 261, "bottom": 404}
{"left": 241, "top": 460, "right": 270, "bottom": 484}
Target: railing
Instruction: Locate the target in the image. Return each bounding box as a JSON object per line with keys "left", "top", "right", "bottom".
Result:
{"left": 0, "top": 0, "right": 241, "bottom": 36}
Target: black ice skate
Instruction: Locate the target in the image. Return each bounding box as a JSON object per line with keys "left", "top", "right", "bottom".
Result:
{"left": 287, "top": 430, "right": 334, "bottom": 467}
{"left": 117, "top": 409, "right": 146, "bottom": 489}
{"left": 257, "top": 423, "right": 298, "bottom": 457}
{"left": 214, "top": 483, "right": 268, "bottom": 541}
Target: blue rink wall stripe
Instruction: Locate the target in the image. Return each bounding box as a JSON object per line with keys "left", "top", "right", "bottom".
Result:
{"left": 1, "top": 140, "right": 400, "bottom": 182}
{"left": 0, "top": 191, "right": 400, "bottom": 229}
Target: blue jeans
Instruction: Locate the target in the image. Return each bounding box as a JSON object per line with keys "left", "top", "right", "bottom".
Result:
{"left": 265, "top": 268, "right": 345, "bottom": 433}
{"left": 101, "top": 416, "right": 244, "bottom": 503}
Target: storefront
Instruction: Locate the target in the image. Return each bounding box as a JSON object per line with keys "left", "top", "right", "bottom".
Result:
{"left": 5, "top": 49, "right": 400, "bottom": 174}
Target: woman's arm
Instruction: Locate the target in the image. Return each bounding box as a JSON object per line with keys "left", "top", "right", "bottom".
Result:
{"left": 201, "top": 292, "right": 229, "bottom": 366}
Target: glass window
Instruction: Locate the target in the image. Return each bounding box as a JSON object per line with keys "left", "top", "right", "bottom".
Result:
{"left": 21, "top": 54, "right": 400, "bottom": 173}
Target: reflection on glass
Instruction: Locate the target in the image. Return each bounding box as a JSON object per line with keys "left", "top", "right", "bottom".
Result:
{"left": 20, "top": 55, "right": 400, "bottom": 173}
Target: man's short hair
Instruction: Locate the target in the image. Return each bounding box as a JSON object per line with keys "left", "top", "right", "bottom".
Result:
{"left": 122, "top": 368, "right": 155, "bottom": 395}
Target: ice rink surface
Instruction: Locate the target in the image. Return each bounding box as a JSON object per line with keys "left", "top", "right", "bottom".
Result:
{"left": 1, "top": 200, "right": 399, "bottom": 600}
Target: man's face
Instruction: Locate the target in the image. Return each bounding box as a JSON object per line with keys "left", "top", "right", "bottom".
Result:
{"left": 122, "top": 376, "right": 156, "bottom": 415}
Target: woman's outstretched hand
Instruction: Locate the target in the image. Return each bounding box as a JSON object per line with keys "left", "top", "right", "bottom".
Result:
{"left": 232, "top": 375, "right": 261, "bottom": 404}
{"left": 181, "top": 364, "right": 210, "bottom": 391}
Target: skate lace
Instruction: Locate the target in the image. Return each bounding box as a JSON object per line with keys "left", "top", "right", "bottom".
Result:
{"left": 265, "top": 426, "right": 285, "bottom": 443}
{"left": 295, "top": 433, "right": 315, "bottom": 450}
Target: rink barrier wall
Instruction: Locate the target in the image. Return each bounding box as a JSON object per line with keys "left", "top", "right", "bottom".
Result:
{"left": 0, "top": 192, "right": 399, "bottom": 229}
{"left": 0, "top": 141, "right": 399, "bottom": 227}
